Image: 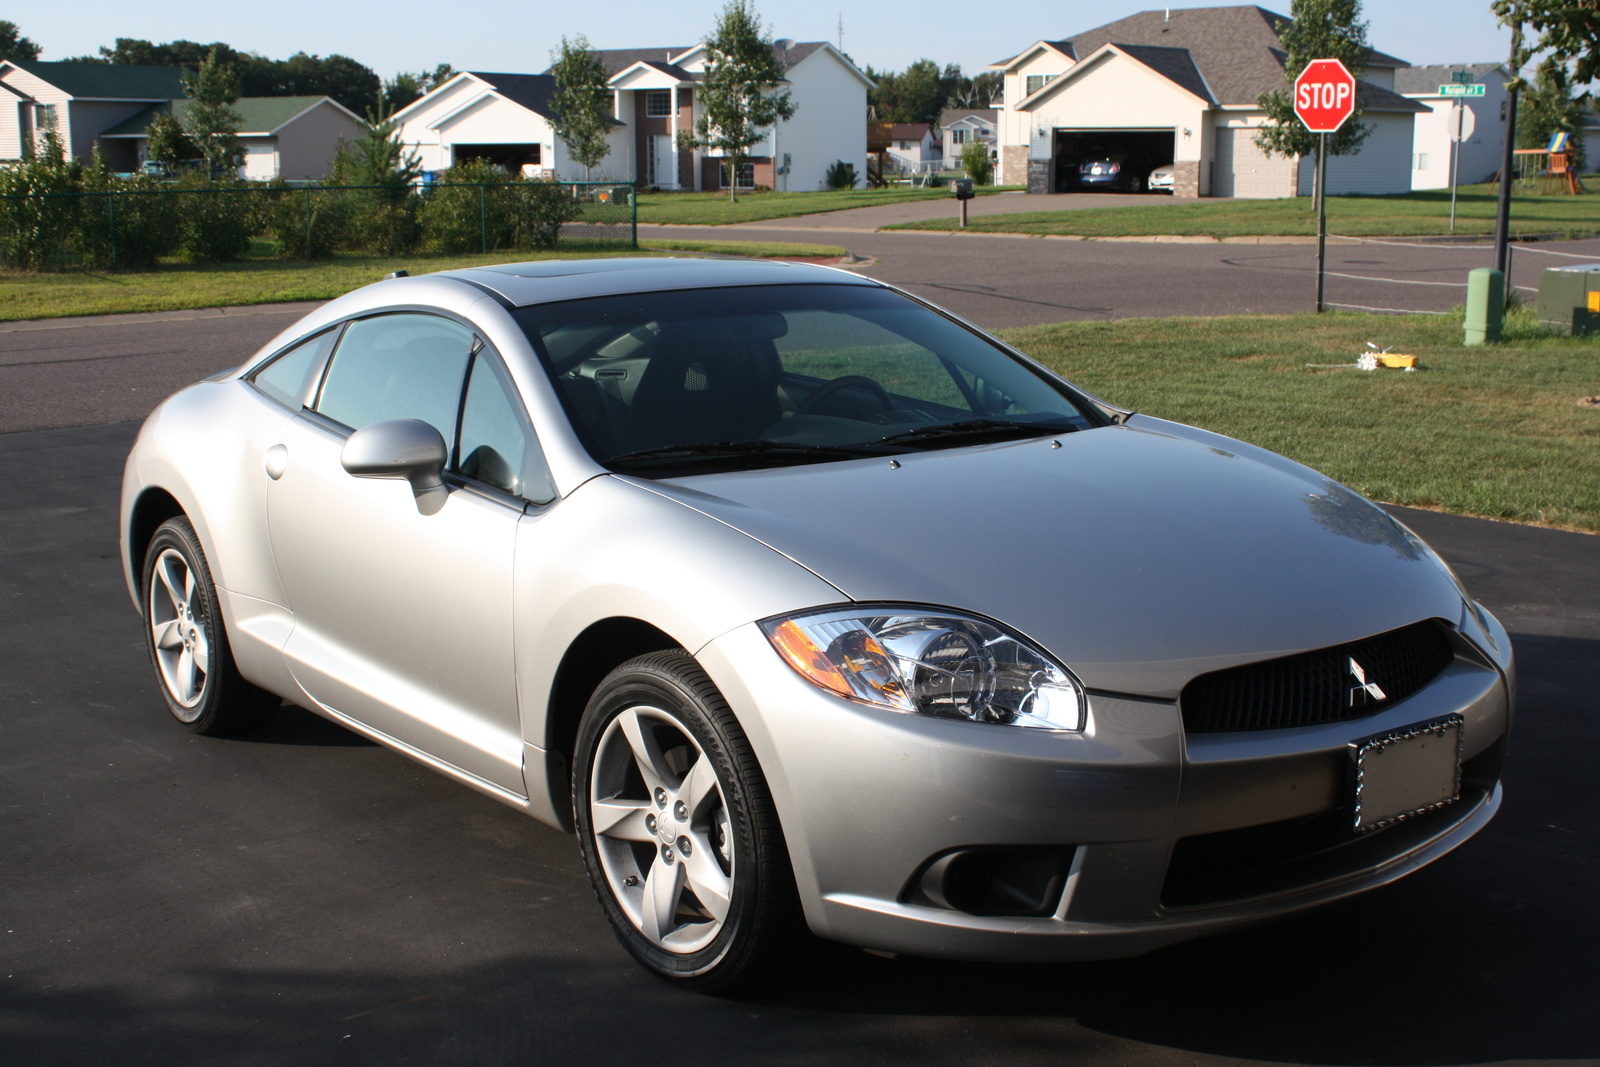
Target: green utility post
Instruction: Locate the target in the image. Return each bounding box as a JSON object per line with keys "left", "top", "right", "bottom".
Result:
{"left": 1464, "top": 268, "right": 1504, "bottom": 345}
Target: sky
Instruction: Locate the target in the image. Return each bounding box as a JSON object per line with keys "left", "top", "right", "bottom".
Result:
{"left": 22, "top": 1, "right": 1519, "bottom": 81}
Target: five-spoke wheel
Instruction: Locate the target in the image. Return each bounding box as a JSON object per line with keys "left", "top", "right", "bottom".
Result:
{"left": 573, "top": 651, "right": 797, "bottom": 991}
{"left": 141, "top": 517, "right": 277, "bottom": 735}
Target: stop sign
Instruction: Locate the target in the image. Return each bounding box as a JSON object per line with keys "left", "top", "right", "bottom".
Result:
{"left": 1294, "top": 58, "right": 1357, "bottom": 134}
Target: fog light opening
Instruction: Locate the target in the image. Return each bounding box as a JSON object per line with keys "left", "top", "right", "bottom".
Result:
{"left": 906, "top": 846, "right": 1077, "bottom": 918}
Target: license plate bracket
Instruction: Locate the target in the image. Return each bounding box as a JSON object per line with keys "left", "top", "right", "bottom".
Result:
{"left": 1349, "top": 714, "right": 1464, "bottom": 832}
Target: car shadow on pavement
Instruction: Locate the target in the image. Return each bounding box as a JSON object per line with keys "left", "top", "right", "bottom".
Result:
{"left": 228, "top": 702, "right": 378, "bottom": 747}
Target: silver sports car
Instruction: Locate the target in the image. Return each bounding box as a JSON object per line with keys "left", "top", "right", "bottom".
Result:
{"left": 120, "top": 258, "right": 1512, "bottom": 991}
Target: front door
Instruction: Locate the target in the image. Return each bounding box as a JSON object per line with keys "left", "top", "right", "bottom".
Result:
{"left": 652, "top": 135, "right": 675, "bottom": 189}
{"left": 264, "top": 311, "right": 530, "bottom": 795}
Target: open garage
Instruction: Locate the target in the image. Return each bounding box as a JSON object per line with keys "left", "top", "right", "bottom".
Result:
{"left": 1050, "top": 129, "right": 1175, "bottom": 193}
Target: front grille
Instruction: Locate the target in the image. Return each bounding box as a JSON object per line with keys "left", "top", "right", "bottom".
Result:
{"left": 1181, "top": 620, "right": 1455, "bottom": 734}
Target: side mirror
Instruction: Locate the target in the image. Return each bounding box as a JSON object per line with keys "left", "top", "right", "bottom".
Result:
{"left": 341, "top": 419, "right": 449, "bottom": 514}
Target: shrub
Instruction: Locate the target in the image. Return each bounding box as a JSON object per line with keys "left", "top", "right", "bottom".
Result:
{"left": 341, "top": 187, "right": 419, "bottom": 255}
{"left": 76, "top": 166, "right": 177, "bottom": 269}
{"left": 824, "top": 160, "right": 858, "bottom": 190}
{"left": 170, "top": 174, "right": 253, "bottom": 263}
{"left": 419, "top": 161, "right": 578, "bottom": 253}
{"left": 960, "top": 142, "right": 993, "bottom": 186}
{"left": 259, "top": 181, "right": 348, "bottom": 259}
{"left": 0, "top": 134, "right": 82, "bottom": 270}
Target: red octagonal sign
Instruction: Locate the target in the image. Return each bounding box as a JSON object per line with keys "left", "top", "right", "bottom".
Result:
{"left": 1294, "top": 58, "right": 1357, "bottom": 134}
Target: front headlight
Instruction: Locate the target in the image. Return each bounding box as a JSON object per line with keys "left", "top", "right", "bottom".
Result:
{"left": 761, "top": 607, "right": 1085, "bottom": 730}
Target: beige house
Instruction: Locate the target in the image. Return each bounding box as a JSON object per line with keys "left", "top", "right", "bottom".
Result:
{"left": 1397, "top": 65, "right": 1510, "bottom": 191}
{"left": 992, "top": 5, "right": 1425, "bottom": 198}
{"left": 98, "top": 96, "right": 365, "bottom": 179}
{"left": 940, "top": 108, "right": 998, "bottom": 165}
{"left": 393, "top": 42, "right": 872, "bottom": 191}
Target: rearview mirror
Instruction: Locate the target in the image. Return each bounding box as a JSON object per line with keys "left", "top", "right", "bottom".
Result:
{"left": 341, "top": 419, "right": 449, "bottom": 514}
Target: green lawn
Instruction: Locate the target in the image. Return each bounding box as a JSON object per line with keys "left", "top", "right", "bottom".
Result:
{"left": 0, "top": 240, "right": 845, "bottom": 322}
{"left": 635, "top": 185, "right": 1019, "bottom": 226}
{"left": 889, "top": 185, "right": 1600, "bottom": 238}
{"left": 995, "top": 309, "right": 1600, "bottom": 532}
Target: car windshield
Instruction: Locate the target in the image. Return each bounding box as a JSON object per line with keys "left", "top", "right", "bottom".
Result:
{"left": 513, "top": 283, "right": 1098, "bottom": 473}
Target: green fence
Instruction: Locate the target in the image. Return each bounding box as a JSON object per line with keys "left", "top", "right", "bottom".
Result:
{"left": 0, "top": 180, "right": 638, "bottom": 272}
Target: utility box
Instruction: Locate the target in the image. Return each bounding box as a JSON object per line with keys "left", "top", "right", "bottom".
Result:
{"left": 1536, "top": 264, "right": 1600, "bottom": 335}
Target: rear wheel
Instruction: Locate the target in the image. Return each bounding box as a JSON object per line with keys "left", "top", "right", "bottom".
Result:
{"left": 142, "top": 517, "right": 278, "bottom": 735}
{"left": 573, "top": 651, "right": 798, "bottom": 992}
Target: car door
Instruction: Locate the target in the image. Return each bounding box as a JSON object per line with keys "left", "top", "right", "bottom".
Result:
{"left": 265, "top": 310, "right": 547, "bottom": 797}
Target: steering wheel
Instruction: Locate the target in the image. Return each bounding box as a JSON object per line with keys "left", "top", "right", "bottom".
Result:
{"left": 795, "top": 375, "right": 893, "bottom": 417}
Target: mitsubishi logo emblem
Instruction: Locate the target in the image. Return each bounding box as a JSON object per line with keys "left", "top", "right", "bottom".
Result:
{"left": 1348, "top": 657, "right": 1386, "bottom": 708}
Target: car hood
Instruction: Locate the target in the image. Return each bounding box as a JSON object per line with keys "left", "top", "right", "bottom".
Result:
{"left": 620, "top": 417, "right": 1465, "bottom": 699}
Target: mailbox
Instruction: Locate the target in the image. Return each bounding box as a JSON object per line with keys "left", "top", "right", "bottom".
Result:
{"left": 1536, "top": 264, "right": 1600, "bottom": 336}
{"left": 953, "top": 179, "right": 975, "bottom": 200}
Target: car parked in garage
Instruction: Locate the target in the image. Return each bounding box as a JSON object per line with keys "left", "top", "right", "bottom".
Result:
{"left": 120, "top": 257, "right": 1513, "bottom": 992}
{"left": 1148, "top": 164, "right": 1176, "bottom": 193}
{"left": 1077, "top": 151, "right": 1169, "bottom": 193}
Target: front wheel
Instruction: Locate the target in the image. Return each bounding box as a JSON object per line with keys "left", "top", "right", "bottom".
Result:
{"left": 142, "top": 517, "right": 278, "bottom": 735}
{"left": 573, "top": 651, "right": 798, "bottom": 992}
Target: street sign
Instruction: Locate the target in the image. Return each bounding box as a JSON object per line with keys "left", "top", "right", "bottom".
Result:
{"left": 1295, "top": 59, "right": 1358, "bottom": 134}
{"left": 1447, "top": 101, "right": 1477, "bottom": 143}
{"left": 1439, "top": 84, "right": 1486, "bottom": 97}
{"left": 1452, "top": 69, "right": 1475, "bottom": 84}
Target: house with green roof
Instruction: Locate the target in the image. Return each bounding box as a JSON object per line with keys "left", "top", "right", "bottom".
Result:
{"left": 0, "top": 60, "right": 364, "bottom": 178}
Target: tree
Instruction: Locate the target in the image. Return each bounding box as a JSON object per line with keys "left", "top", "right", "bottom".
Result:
{"left": 145, "top": 111, "right": 200, "bottom": 165}
{"left": 0, "top": 20, "right": 42, "bottom": 62}
{"left": 1517, "top": 61, "right": 1589, "bottom": 172}
{"left": 869, "top": 59, "right": 972, "bottom": 126}
{"left": 335, "top": 101, "right": 423, "bottom": 190}
{"left": 383, "top": 64, "right": 454, "bottom": 112}
{"left": 84, "top": 38, "right": 382, "bottom": 114}
{"left": 960, "top": 140, "right": 993, "bottom": 185}
{"left": 677, "top": 0, "right": 797, "bottom": 202}
{"left": 1491, "top": 0, "right": 1600, "bottom": 90}
{"left": 549, "top": 36, "right": 613, "bottom": 178}
{"left": 180, "top": 48, "right": 245, "bottom": 179}
{"left": 1254, "top": 0, "right": 1374, "bottom": 188}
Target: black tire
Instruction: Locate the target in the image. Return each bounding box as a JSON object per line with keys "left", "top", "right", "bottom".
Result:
{"left": 1128, "top": 176, "right": 1145, "bottom": 194}
{"left": 572, "top": 651, "right": 799, "bottom": 993}
{"left": 141, "top": 517, "right": 278, "bottom": 736}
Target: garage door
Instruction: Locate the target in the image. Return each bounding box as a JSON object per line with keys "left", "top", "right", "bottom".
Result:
{"left": 1213, "top": 128, "right": 1297, "bottom": 198}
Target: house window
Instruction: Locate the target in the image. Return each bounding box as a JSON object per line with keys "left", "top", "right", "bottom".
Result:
{"left": 1414, "top": 153, "right": 1429, "bottom": 170}
{"left": 734, "top": 161, "right": 755, "bottom": 189}
{"left": 898, "top": 140, "right": 911, "bottom": 150}
{"left": 34, "top": 102, "right": 57, "bottom": 131}
{"left": 952, "top": 128, "right": 967, "bottom": 145}
{"left": 1025, "top": 73, "right": 1057, "bottom": 96}
{"left": 645, "top": 90, "right": 673, "bottom": 117}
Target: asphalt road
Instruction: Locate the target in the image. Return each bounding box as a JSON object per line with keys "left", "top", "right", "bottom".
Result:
{"left": 2, "top": 237, "right": 1597, "bottom": 1064}
{"left": 11, "top": 232, "right": 1599, "bottom": 435}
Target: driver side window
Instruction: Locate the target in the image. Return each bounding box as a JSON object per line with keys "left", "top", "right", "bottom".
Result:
{"left": 314, "top": 313, "right": 474, "bottom": 440}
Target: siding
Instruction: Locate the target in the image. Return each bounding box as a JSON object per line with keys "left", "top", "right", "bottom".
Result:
{"left": 1024, "top": 54, "right": 1209, "bottom": 165}
{"left": 397, "top": 78, "right": 490, "bottom": 171}
{"left": 275, "top": 100, "right": 365, "bottom": 179}
{"left": 765, "top": 49, "right": 866, "bottom": 191}
{"left": 70, "top": 101, "right": 152, "bottom": 161}
{"left": 0, "top": 67, "right": 69, "bottom": 158}
{"left": 429, "top": 93, "right": 554, "bottom": 171}
{"left": 1409, "top": 88, "right": 1508, "bottom": 190}
{"left": 998, "top": 50, "right": 1075, "bottom": 182}
{"left": 0, "top": 96, "right": 21, "bottom": 158}
{"left": 1297, "top": 111, "right": 1415, "bottom": 196}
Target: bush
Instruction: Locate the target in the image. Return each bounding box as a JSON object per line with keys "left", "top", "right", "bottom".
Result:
{"left": 419, "top": 161, "right": 578, "bottom": 253}
{"left": 0, "top": 135, "right": 82, "bottom": 270}
{"left": 824, "top": 160, "right": 858, "bottom": 190}
{"left": 256, "top": 181, "right": 348, "bottom": 258}
{"left": 170, "top": 175, "right": 253, "bottom": 263}
{"left": 76, "top": 167, "right": 177, "bottom": 269}
{"left": 960, "top": 142, "right": 993, "bottom": 186}
{"left": 341, "top": 187, "right": 420, "bottom": 255}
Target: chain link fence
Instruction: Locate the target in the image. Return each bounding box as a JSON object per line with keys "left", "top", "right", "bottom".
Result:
{"left": 0, "top": 180, "right": 637, "bottom": 272}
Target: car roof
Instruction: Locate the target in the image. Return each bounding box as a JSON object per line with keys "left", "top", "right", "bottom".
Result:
{"left": 435, "top": 257, "right": 880, "bottom": 308}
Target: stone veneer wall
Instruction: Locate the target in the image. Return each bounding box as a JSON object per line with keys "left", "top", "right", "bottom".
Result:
{"left": 1173, "top": 161, "right": 1201, "bottom": 198}
{"left": 1001, "top": 145, "right": 1029, "bottom": 187}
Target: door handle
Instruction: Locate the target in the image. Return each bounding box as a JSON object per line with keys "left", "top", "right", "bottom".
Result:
{"left": 264, "top": 444, "right": 288, "bottom": 480}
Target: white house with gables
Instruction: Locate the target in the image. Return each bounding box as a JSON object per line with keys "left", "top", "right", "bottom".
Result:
{"left": 991, "top": 5, "right": 1425, "bottom": 198}
{"left": 393, "top": 41, "right": 871, "bottom": 191}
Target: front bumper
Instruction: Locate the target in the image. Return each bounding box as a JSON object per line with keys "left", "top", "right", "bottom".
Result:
{"left": 697, "top": 609, "right": 1512, "bottom": 961}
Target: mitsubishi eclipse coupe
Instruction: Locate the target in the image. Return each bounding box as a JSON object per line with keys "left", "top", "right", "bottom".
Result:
{"left": 120, "top": 258, "right": 1513, "bottom": 991}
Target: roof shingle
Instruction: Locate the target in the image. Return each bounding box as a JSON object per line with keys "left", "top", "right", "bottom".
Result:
{"left": 5, "top": 60, "right": 187, "bottom": 100}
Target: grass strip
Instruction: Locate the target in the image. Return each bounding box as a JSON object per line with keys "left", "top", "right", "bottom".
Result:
{"left": 996, "top": 308, "right": 1600, "bottom": 532}
{"left": 635, "top": 185, "right": 1018, "bottom": 226}
{"left": 0, "top": 240, "right": 843, "bottom": 322}
{"left": 890, "top": 185, "right": 1600, "bottom": 238}
{"left": 640, "top": 239, "right": 846, "bottom": 258}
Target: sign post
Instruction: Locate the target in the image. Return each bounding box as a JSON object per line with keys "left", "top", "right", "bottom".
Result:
{"left": 1446, "top": 100, "right": 1476, "bottom": 231}
{"left": 1294, "top": 58, "right": 1358, "bottom": 312}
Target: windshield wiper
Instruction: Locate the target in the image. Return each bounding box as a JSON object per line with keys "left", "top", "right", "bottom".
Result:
{"left": 873, "top": 418, "right": 1081, "bottom": 447}
{"left": 608, "top": 440, "right": 893, "bottom": 467}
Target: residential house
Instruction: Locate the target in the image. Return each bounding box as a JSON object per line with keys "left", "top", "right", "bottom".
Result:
{"left": 0, "top": 61, "right": 362, "bottom": 179}
{"left": 98, "top": 96, "right": 365, "bottom": 179}
{"left": 392, "top": 41, "right": 872, "bottom": 191}
{"left": 1397, "top": 64, "right": 1509, "bottom": 190}
{"left": 990, "top": 6, "right": 1426, "bottom": 198}
{"left": 940, "top": 108, "right": 997, "bottom": 164}
{"left": 0, "top": 60, "right": 185, "bottom": 162}
{"left": 885, "top": 122, "right": 939, "bottom": 173}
